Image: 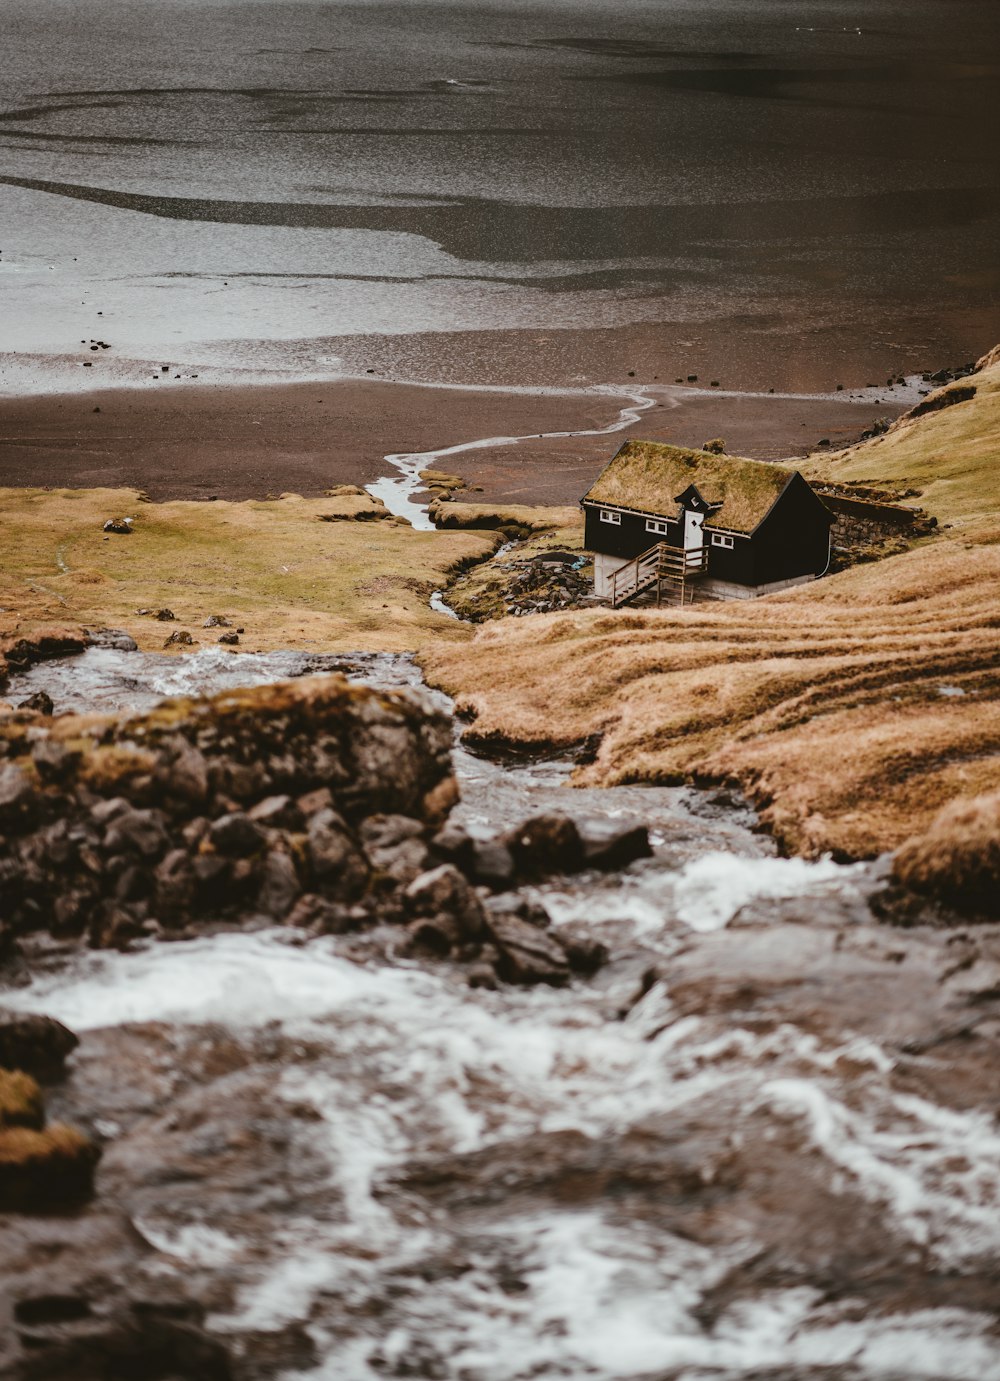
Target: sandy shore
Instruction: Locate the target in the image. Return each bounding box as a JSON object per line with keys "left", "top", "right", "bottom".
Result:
{"left": 0, "top": 376, "right": 911, "bottom": 506}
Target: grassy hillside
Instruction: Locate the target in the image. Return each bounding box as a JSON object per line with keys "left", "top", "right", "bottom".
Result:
{"left": 0, "top": 487, "right": 495, "bottom": 656}
{"left": 423, "top": 351, "right": 1000, "bottom": 860}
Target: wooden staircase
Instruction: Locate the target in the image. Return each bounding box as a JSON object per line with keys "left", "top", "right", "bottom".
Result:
{"left": 610, "top": 542, "right": 708, "bottom": 608}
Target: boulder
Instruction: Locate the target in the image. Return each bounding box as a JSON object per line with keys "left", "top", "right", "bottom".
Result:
{"left": 579, "top": 821, "right": 653, "bottom": 871}
{"left": 0, "top": 1124, "right": 101, "bottom": 1210}
{"left": 361, "top": 814, "right": 430, "bottom": 885}
{"left": 208, "top": 812, "right": 266, "bottom": 858}
{"left": 485, "top": 913, "right": 571, "bottom": 986}
{"left": 469, "top": 838, "right": 516, "bottom": 889}
{"left": 17, "top": 691, "right": 54, "bottom": 716}
{"left": 103, "top": 808, "right": 169, "bottom": 860}
{"left": 85, "top": 628, "right": 139, "bottom": 652}
{"left": 0, "top": 1013, "right": 79, "bottom": 1079}
{"left": 307, "top": 809, "right": 369, "bottom": 898}
{"left": 502, "top": 814, "right": 584, "bottom": 880}
{"left": 405, "top": 864, "right": 485, "bottom": 939}
{"left": 257, "top": 850, "right": 301, "bottom": 919}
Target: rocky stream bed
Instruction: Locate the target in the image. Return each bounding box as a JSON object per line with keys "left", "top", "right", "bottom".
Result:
{"left": 1, "top": 648, "right": 999, "bottom": 1381}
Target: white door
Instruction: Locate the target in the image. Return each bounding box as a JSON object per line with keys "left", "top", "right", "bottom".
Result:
{"left": 683, "top": 509, "right": 705, "bottom": 550}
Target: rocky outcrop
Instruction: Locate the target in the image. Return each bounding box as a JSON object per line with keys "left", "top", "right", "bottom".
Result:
{"left": 0, "top": 679, "right": 614, "bottom": 987}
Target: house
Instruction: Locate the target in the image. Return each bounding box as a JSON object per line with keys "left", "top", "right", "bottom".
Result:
{"left": 582, "top": 440, "right": 834, "bottom": 605}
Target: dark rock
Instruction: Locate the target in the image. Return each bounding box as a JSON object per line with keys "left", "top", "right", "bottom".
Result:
{"left": 154, "top": 608, "right": 175, "bottom": 621}
{"left": 14, "top": 1293, "right": 92, "bottom": 1326}
{"left": 307, "top": 809, "right": 368, "bottom": 898}
{"left": 164, "top": 630, "right": 194, "bottom": 647}
{"left": 362, "top": 814, "right": 430, "bottom": 885}
{"left": 102, "top": 517, "right": 132, "bottom": 534}
{"left": 208, "top": 812, "right": 266, "bottom": 858}
{"left": 468, "top": 838, "right": 514, "bottom": 890}
{"left": 218, "top": 632, "right": 240, "bottom": 646}
{"left": 163, "top": 742, "right": 209, "bottom": 805}
{"left": 17, "top": 690, "right": 54, "bottom": 716}
{"left": 84, "top": 628, "right": 139, "bottom": 652}
{"left": 559, "top": 926, "right": 610, "bottom": 976}
{"left": 406, "top": 915, "right": 465, "bottom": 956}
{"left": 405, "top": 864, "right": 485, "bottom": 939}
{"left": 0, "top": 1012, "right": 79, "bottom": 1079}
{"left": 104, "top": 808, "right": 169, "bottom": 860}
{"left": 579, "top": 821, "right": 653, "bottom": 871}
{"left": 429, "top": 823, "right": 476, "bottom": 870}
{"left": 502, "top": 814, "right": 584, "bottom": 880}
{"left": 285, "top": 892, "right": 365, "bottom": 934}
{"left": 257, "top": 849, "right": 301, "bottom": 919}
{"left": 154, "top": 848, "right": 197, "bottom": 919}
{"left": 485, "top": 913, "right": 571, "bottom": 986}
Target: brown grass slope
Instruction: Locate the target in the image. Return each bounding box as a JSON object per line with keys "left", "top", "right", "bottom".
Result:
{"left": 424, "top": 351, "right": 1000, "bottom": 861}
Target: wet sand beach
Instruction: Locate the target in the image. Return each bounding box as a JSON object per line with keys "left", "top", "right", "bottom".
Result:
{"left": 0, "top": 376, "right": 910, "bottom": 505}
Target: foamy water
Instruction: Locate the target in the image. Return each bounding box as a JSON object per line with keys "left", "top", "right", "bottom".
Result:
{"left": 4, "top": 647, "right": 998, "bottom": 1376}
{"left": 8, "top": 921, "right": 1000, "bottom": 1378}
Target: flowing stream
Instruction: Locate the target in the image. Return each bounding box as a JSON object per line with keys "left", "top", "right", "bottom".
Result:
{"left": 3, "top": 648, "right": 999, "bottom": 1379}
{"left": 366, "top": 382, "right": 659, "bottom": 528}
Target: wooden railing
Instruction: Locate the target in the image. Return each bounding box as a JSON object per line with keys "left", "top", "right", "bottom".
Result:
{"left": 610, "top": 542, "right": 708, "bottom": 608}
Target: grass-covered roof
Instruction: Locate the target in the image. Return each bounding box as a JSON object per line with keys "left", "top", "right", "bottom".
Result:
{"left": 583, "top": 440, "right": 793, "bottom": 533}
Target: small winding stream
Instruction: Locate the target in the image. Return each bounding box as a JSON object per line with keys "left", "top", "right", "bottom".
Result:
{"left": 4, "top": 647, "right": 999, "bottom": 1379}
{"left": 366, "top": 382, "right": 659, "bottom": 529}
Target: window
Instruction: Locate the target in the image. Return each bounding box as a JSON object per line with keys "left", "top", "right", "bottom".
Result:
{"left": 710, "top": 532, "right": 735, "bottom": 549}
{"left": 599, "top": 509, "right": 621, "bottom": 525}
{"left": 645, "top": 519, "right": 669, "bottom": 535}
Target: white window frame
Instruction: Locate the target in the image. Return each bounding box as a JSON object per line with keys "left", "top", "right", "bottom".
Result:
{"left": 645, "top": 518, "right": 669, "bottom": 535}
{"left": 599, "top": 509, "right": 621, "bottom": 525}
{"left": 710, "top": 532, "right": 735, "bottom": 549}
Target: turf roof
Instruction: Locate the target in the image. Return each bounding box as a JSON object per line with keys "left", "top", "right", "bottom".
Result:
{"left": 583, "top": 440, "right": 793, "bottom": 533}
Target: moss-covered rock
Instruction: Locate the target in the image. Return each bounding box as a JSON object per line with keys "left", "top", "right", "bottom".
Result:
{"left": 0, "top": 1070, "right": 45, "bottom": 1130}
{"left": 0, "top": 1123, "right": 101, "bottom": 1211}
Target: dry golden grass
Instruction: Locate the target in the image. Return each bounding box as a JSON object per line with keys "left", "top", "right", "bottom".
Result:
{"left": 428, "top": 499, "right": 581, "bottom": 533}
{"left": 0, "top": 487, "right": 497, "bottom": 655}
{"left": 424, "top": 353, "right": 1000, "bottom": 860}
{"left": 892, "top": 790, "right": 1000, "bottom": 914}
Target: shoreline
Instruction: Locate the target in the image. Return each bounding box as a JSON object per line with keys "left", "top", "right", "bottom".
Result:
{"left": 0, "top": 372, "right": 918, "bottom": 508}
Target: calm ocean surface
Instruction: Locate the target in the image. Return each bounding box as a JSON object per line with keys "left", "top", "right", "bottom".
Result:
{"left": 1, "top": 0, "right": 999, "bottom": 390}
